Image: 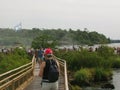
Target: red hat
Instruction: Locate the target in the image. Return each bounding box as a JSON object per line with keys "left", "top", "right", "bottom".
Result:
{"left": 44, "top": 48, "right": 53, "bottom": 55}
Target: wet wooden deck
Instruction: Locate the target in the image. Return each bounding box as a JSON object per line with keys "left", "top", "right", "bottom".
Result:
{"left": 24, "top": 63, "right": 65, "bottom": 90}
{"left": 24, "top": 63, "right": 41, "bottom": 90}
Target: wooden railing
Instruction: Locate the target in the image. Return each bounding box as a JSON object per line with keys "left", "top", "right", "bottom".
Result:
{"left": 0, "top": 56, "right": 36, "bottom": 90}
{"left": 54, "top": 56, "right": 69, "bottom": 90}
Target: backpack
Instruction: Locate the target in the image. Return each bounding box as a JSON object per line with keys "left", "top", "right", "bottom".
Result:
{"left": 47, "top": 59, "right": 59, "bottom": 82}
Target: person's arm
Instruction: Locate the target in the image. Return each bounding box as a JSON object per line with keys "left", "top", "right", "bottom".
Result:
{"left": 55, "top": 59, "right": 60, "bottom": 74}
{"left": 52, "top": 55, "right": 60, "bottom": 73}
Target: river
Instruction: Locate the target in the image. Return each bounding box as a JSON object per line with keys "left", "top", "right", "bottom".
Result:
{"left": 112, "top": 69, "right": 120, "bottom": 90}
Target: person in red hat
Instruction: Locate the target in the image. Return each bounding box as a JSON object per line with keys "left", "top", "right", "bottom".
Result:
{"left": 39, "top": 48, "right": 60, "bottom": 90}
{"left": 44, "top": 48, "right": 53, "bottom": 55}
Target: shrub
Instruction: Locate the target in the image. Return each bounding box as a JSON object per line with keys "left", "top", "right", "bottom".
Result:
{"left": 0, "top": 48, "right": 31, "bottom": 74}
{"left": 71, "top": 85, "right": 82, "bottom": 90}
{"left": 74, "top": 68, "right": 92, "bottom": 85}
{"left": 96, "top": 45, "right": 114, "bottom": 59}
{"left": 112, "top": 57, "right": 120, "bottom": 68}
{"left": 94, "top": 68, "right": 112, "bottom": 82}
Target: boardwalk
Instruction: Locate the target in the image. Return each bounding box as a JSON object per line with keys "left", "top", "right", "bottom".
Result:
{"left": 24, "top": 63, "right": 41, "bottom": 90}
{"left": 24, "top": 63, "right": 65, "bottom": 90}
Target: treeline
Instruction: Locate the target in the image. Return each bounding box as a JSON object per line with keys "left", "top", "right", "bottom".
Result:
{"left": 111, "top": 39, "right": 120, "bottom": 43}
{"left": 0, "top": 28, "right": 110, "bottom": 47}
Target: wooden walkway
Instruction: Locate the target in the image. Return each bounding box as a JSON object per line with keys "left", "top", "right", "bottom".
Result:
{"left": 24, "top": 63, "right": 65, "bottom": 90}
{"left": 24, "top": 63, "right": 41, "bottom": 90}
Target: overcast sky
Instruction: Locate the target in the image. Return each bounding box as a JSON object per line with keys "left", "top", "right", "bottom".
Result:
{"left": 0, "top": 0, "right": 120, "bottom": 39}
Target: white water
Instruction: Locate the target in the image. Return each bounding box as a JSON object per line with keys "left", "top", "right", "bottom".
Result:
{"left": 58, "top": 43, "right": 120, "bottom": 50}
{"left": 112, "top": 70, "right": 120, "bottom": 90}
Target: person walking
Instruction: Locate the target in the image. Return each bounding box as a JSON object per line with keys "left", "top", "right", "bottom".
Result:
{"left": 38, "top": 48, "right": 44, "bottom": 66}
{"left": 39, "top": 48, "right": 60, "bottom": 90}
{"left": 35, "top": 49, "right": 39, "bottom": 63}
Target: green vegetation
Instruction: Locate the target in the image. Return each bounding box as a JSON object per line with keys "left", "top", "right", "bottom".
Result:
{"left": 71, "top": 85, "right": 82, "bottom": 90}
{"left": 0, "top": 28, "right": 110, "bottom": 47}
{"left": 55, "top": 46, "right": 120, "bottom": 87}
{"left": 0, "top": 48, "right": 31, "bottom": 74}
{"left": 31, "top": 34, "right": 58, "bottom": 49}
{"left": 74, "top": 68, "right": 92, "bottom": 85}
{"left": 93, "top": 68, "right": 112, "bottom": 82}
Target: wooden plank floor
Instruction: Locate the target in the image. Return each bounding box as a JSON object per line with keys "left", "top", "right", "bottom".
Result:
{"left": 24, "top": 63, "right": 65, "bottom": 90}
{"left": 24, "top": 63, "right": 41, "bottom": 90}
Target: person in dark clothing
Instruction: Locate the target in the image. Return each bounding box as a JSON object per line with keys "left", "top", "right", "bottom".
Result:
{"left": 39, "top": 48, "right": 60, "bottom": 90}
{"left": 38, "top": 48, "right": 44, "bottom": 66}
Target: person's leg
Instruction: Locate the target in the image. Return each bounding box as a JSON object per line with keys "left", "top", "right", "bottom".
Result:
{"left": 36, "top": 57, "right": 38, "bottom": 63}
{"left": 39, "top": 57, "right": 42, "bottom": 65}
{"left": 38, "top": 57, "right": 41, "bottom": 67}
{"left": 51, "top": 81, "right": 58, "bottom": 90}
{"left": 41, "top": 82, "right": 51, "bottom": 90}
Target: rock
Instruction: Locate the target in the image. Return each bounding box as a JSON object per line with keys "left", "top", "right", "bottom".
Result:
{"left": 101, "top": 83, "right": 115, "bottom": 89}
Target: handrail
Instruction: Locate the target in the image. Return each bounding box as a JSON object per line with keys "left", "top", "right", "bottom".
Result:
{"left": 54, "top": 56, "right": 69, "bottom": 90}
{"left": 0, "top": 55, "right": 36, "bottom": 90}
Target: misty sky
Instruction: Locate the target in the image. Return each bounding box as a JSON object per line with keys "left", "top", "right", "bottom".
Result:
{"left": 0, "top": 0, "right": 120, "bottom": 39}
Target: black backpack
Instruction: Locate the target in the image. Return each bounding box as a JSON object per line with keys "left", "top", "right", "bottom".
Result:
{"left": 47, "top": 59, "right": 59, "bottom": 82}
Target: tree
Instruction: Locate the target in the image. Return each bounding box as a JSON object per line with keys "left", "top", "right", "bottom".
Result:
{"left": 31, "top": 34, "right": 58, "bottom": 49}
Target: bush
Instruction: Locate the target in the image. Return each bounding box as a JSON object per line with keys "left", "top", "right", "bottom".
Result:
{"left": 0, "top": 48, "right": 31, "bottom": 74}
{"left": 71, "top": 85, "right": 82, "bottom": 90}
{"left": 73, "top": 68, "right": 112, "bottom": 86}
{"left": 94, "top": 68, "right": 112, "bottom": 82}
{"left": 96, "top": 45, "right": 114, "bottom": 59}
{"left": 112, "top": 57, "right": 120, "bottom": 68}
{"left": 55, "top": 50, "right": 108, "bottom": 70}
{"left": 74, "top": 68, "right": 92, "bottom": 85}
